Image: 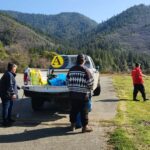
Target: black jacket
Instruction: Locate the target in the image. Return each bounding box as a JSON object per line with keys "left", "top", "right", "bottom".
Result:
{"left": 0, "top": 71, "right": 18, "bottom": 99}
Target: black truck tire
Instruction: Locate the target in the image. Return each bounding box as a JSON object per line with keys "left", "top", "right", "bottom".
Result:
{"left": 31, "top": 97, "right": 44, "bottom": 111}
{"left": 93, "top": 82, "right": 101, "bottom": 96}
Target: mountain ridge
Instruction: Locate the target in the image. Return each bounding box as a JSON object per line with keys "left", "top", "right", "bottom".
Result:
{"left": 1, "top": 10, "right": 98, "bottom": 43}
{"left": 1, "top": 4, "right": 150, "bottom": 72}
{"left": 76, "top": 4, "right": 150, "bottom": 53}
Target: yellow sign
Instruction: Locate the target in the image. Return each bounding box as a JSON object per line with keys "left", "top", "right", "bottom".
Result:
{"left": 51, "top": 55, "right": 64, "bottom": 68}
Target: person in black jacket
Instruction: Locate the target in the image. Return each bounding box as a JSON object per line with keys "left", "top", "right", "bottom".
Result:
{"left": 0, "top": 62, "right": 19, "bottom": 127}
{"left": 67, "top": 54, "right": 94, "bottom": 133}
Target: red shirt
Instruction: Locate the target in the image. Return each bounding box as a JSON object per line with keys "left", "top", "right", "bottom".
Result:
{"left": 131, "top": 67, "right": 144, "bottom": 84}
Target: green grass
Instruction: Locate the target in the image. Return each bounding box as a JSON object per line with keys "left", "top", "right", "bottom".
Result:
{"left": 109, "top": 128, "right": 136, "bottom": 150}
{"left": 110, "top": 75, "right": 150, "bottom": 150}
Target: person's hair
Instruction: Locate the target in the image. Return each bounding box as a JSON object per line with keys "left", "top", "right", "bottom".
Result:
{"left": 7, "top": 62, "right": 17, "bottom": 71}
{"left": 76, "top": 54, "right": 85, "bottom": 65}
{"left": 135, "top": 63, "right": 140, "bottom": 67}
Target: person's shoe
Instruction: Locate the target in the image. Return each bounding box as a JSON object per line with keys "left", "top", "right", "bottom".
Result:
{"left": 82, "top": 125, "right": 93, "bottom": 133}
{"left": 70, "top": 123, "right": 75, "bottom": 131}
{"left": 75, "top": 125, "right": 82, "bottom": 129}
{"left": 144, "top": 98, "right": 149, "bottom": 102}
{"left": 133, "top": 99, "right": 139, "bottom": 101}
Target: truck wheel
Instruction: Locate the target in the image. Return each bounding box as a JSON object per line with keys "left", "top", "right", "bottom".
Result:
{"left": 93, "top": 82, "right": 101, "bottom": 96}
{"left": 31, "top": 97, "right": 44, "bottom": 111}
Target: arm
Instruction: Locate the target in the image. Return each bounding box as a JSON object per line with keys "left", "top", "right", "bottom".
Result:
{"left": 141, "top": 71, "right": 147, "bottom": 77}
{"left": 66, "top": 71, "right": 70, "bottom": 86}
{"left": 6, "top": 73, "right": 16, "bottom": 99}
{"left": 137, "top": 68, "right": 145, "bottom": 77}
{"left": 86, "top": 69, "right": 94, "bottom": 90}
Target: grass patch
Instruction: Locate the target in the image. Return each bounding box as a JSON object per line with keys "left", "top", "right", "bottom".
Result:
{"left": 110, "top": 75, "right": 150, "bottom": 150}
{"left": 109, "top": 128, "right": 136, "bottom": 150}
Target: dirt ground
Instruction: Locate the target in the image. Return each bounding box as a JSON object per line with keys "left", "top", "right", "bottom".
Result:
{"left": 0, "top": 74, "right": 118, "bottom": 150}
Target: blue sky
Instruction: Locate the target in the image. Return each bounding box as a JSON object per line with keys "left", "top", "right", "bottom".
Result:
{"left": 0, "top": 0, "right": 150, "bottom": 23}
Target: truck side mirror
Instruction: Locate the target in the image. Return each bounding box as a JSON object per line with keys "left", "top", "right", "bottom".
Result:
{"left": 96, "top": 66, "right": 100, "bottom": 71}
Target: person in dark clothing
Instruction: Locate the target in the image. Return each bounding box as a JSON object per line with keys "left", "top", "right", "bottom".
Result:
{"left": 67, "top": 54, "right": 94, "bottom": 133}
{"left": 0, "top": 62, "right": 19, "bottom": 127}
{"left": 131, "top": 63, "right": 148, "bottom": 101}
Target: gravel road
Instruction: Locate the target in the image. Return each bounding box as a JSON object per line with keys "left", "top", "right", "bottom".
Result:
{"left": 0, "top": 74, "right": 118, "bottom": 150}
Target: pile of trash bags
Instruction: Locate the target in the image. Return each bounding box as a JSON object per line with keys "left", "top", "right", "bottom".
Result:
{"left": 48, "top": 74, "right": 67, "bottom": 86}
{"left": 30, "top": 69, "right": 47, "bottom": 85}
{"left": 29, "top": 69, "right": 67, "bottom": 86}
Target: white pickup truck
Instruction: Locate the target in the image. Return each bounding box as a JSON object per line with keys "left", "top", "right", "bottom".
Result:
{"left": 22, "top": 55, "right": 101, "bottom": 111}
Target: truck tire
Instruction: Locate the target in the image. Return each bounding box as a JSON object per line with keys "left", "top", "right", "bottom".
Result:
{"left": 93, "top": 82, "right": 101, "bottom": 96}
{"left": 31, "top": 97, "right": 44, "bottom": 111}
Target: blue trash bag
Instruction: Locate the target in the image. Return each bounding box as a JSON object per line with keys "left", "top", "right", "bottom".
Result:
{"left": 76, "top": 98, "right": 92, "bottom": 128}
{"left": 48, "top": 74, "right": 67, "bottom": 86}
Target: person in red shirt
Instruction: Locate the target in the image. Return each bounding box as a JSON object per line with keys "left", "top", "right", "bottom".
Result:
{"left": 131, "top": 63, "right": 148, "bottom": 101}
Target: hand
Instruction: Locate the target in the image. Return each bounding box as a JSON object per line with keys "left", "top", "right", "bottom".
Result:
{"left": 85, "top": 94, "right": 89, "bottom": 101}
{"left": 12, "top": 94, "right": 17, "bottom": 100}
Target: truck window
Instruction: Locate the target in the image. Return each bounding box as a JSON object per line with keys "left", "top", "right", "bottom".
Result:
{"left": 70, "top": 56, "right": 91, "bottom": 68}
{"left": 50, "top": 56, "right": 92, "bottom": 69}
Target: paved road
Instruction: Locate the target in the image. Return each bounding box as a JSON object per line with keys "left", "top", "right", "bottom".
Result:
{"left": 0, "top": 74, "right": 118, "bottom": 150}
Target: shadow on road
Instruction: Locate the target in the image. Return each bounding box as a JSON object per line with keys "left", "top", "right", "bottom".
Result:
{"left": 96, "top": 99, "right": 118, "bottom": 102}
{"left": 0, "top": 126, "right": 80, "bottom": 143}
{"left": 96, "top": 98, "right": 131, "bottom": 102}
{"left": 0, "top": 98, "right": 68, "bottom": 127}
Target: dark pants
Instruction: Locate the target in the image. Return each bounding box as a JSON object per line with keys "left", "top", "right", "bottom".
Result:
{"left": 70, "top": 93, "right": 89, "bottom": 127}
{"left": 76, "top": 96, "right": 92, "bottom": 127}
{"left": 133, "top": 84, "right": 146, "bottom": 100}
{"left": 1, "top": 97, "right": 13, "bottom": 123}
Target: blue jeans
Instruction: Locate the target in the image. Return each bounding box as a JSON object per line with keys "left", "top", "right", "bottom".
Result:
{"left": 1, "top": 98, "right": 13, "bottom": 123}
{"left": 76, "top": 97, "right": 92, "bottom": 127}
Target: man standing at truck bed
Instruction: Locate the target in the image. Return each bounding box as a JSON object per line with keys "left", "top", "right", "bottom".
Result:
{"left": 0, "top": 63, "right": 18, "bottom": 127}
{"left": 67, "top": 54, "right": 94, "bottom": 133}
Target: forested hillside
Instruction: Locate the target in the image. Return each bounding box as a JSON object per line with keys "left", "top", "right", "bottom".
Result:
{"left": 74, "top": 4, "right": 150, "bottom": 72}
{"left": 1, "top": 4, "right": 150, "bottom": 72}
{"left": 0, "top": 13, "right": 60, "bottom": 71}
{"left": 1, "top": 11, "right": 98, "bottom": 44}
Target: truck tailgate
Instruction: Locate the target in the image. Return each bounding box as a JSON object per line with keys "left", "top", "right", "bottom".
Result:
{"left": 22, "top": 85, "right": 69, "bottom": 93}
